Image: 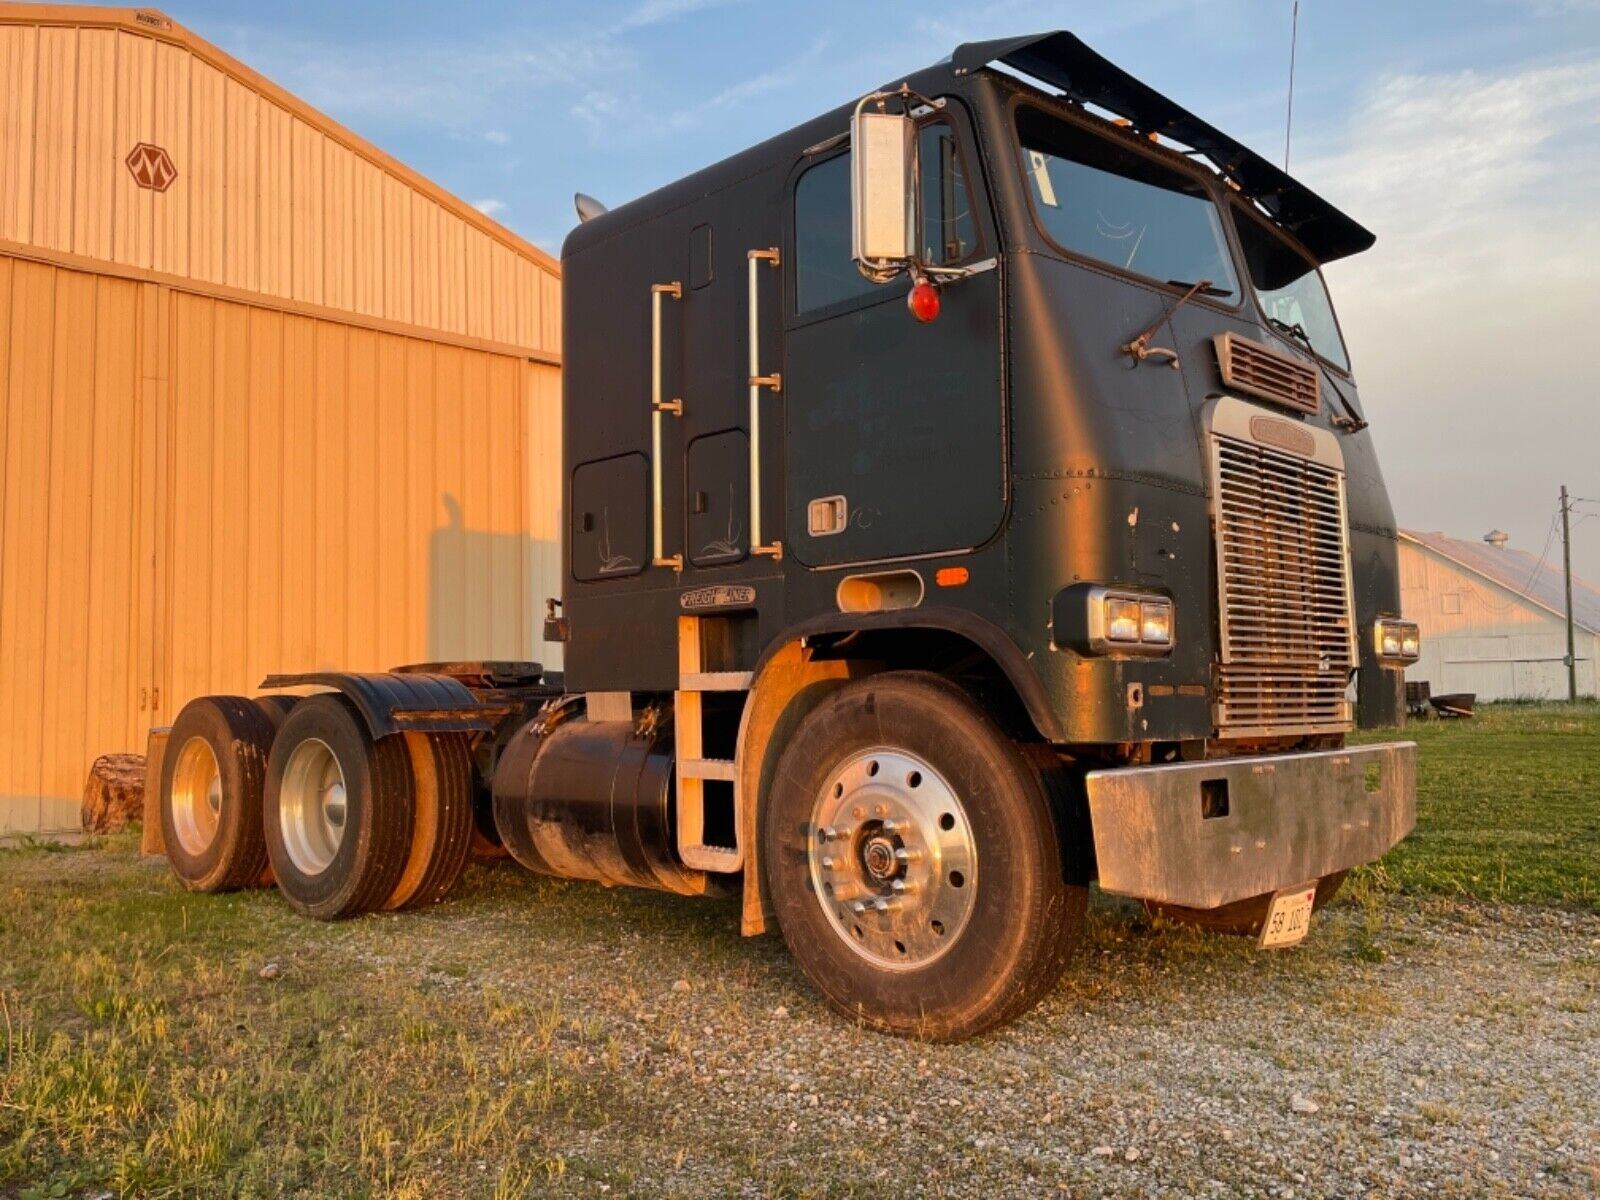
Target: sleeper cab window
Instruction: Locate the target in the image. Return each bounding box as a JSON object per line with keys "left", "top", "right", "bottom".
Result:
{"left": 794, "top": 119, "right": 978, "bottom": 315}
{"left": 1015, "top": 104, "right": 1238, "bottom": 299}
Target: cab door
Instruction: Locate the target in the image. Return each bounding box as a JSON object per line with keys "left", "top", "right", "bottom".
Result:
{"left": 782, "top": 111, "right": 1003, "bottom": 568}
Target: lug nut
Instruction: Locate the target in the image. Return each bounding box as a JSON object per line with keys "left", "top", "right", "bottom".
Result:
{"left": 850, "top": 901, "right": 866, "bottom": 915}
{"left": 894, "top": 847, "right": 922, "bottom": 864}
{"left": 821, "top": 856, "right": 836, "bottom": 870}
{"left": 872, "top": 898, "right": 890, "bottom": 913}
{"left": 881, "top": 818, "right": 901, "bottom": 833}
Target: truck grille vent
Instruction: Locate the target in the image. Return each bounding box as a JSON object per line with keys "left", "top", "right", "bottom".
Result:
{"left": 1212, "top": 431, "right": 1356, "bottom": 737}
{"left": 1214, "top": 333, "right": 1320, "bottom": 415}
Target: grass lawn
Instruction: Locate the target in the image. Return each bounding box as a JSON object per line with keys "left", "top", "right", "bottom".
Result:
{"left": 1352, "top": 700, "right": 1599, "bottom": 908}
{"left": 1, "top": 702, "right": 1595, "bottom": 1197}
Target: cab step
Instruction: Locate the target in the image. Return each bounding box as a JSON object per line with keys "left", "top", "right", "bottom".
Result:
{"left": 675, "top": 615, "right": 750, "bottom": 872}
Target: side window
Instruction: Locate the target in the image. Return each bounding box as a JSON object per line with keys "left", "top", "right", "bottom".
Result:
{"left": 794, "top": 120, "right": 979, "bottom": 314}
{"left": 919, "top": 122, "right": 977, "bottom": 267}
{"left": 794, "top": 154, "right": 878, "bottom": 313}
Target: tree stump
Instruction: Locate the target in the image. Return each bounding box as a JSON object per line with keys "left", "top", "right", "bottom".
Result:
{"left": 81, "top": 753, "right": 147, "bottom": 833}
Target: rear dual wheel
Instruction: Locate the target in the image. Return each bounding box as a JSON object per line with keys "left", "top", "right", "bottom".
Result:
{"left": 160, "top": 696, "right": 277, "bottom": 893}
{"left": 385, "top": 732, "right": 475, "bottom": 911}
{"left": 264, "top": 696, "right": 414, "bottom": 920}
{"left": 263, "top": 696, "right": 475, "bottom": 920}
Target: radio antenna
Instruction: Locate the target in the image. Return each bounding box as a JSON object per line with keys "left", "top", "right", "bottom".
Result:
{"left": 1284, "top": 0, "right": 1300, "bottom": 170}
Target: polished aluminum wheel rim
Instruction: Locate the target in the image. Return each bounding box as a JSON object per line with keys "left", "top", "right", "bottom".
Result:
{"left": 808, "top": 748, "right": 977, "bottom": 971}
{"left": 279, "top": 737, "right": 348, "bottom": 875}
{"left": 170, "top": 736, "right": 223, "bottom": 856}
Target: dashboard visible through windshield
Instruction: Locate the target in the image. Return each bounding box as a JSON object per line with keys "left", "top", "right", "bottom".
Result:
{"left": 1015, "top": 104, "right": 1238, "bottom": 299}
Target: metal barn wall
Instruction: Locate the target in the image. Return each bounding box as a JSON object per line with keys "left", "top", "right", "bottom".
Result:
{"left": 0, "top": 255, "right": 150, "bottom": 835}
{"left": 0, "top": 7, "right": 564, "bottom": 833}
{"left": 0, "top": 7, "right": 561, "bottom": 353}
{"left": 1399, "top": 542, "right": 1598, "bottom": 701}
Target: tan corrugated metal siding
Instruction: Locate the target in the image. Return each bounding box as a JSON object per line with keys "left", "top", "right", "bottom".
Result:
{"left": 0, "top": 7, "right": 563, "bottom": 833}
{"left": 0, "top": 6, "right": 560, "bottom": 354}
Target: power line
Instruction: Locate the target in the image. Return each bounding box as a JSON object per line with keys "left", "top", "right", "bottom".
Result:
{"left": 1515, "top": 511, "right": 1560, "bottom": 596}
{"left": 1470, "top": 510, "right": 1560, "bottom": 616}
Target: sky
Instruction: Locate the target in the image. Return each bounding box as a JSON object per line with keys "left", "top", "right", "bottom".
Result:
{"left": 152, "top": 0, "right": 1600, "bottom": 582}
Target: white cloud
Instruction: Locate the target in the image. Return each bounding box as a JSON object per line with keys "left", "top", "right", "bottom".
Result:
{"left": 472, "top": 198, "right": 508, "bottom": 217}
{"left": 613, "top": 0, "right": 748, "bottom": 33}
{"left": 483, "top": 130, "right": 511, "bottom": 145}
{"left": 1301, "top": 56, "right": 1600, "bottom": 577}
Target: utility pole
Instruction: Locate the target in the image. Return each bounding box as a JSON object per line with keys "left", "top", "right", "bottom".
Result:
{"left": 1561, "top": 485, "right": 1577, "bottom": 702}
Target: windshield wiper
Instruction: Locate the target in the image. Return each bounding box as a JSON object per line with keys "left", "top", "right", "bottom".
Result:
{"left": 1121, "top": 279, "right": 1215, "bottom": 369}
{"left": 1265, "top": 317, "right": 1368, "bottom": 432}
{"left": 1267, "top": 315, "right": 1314, "bottom": 350}
{"left": 1169, "top": 279, "right": 1232, "bottom": 298}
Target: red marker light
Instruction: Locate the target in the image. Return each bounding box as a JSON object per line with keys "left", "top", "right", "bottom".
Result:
{"left": 907, "top": 279, "right": 941, "bottom": 324}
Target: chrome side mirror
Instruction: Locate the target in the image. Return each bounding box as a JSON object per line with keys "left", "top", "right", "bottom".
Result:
{"left": 851, "top": 103, "right": 916, "bottom": 282}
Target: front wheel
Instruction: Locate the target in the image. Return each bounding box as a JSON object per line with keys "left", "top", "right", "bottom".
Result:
{"left": 763, "top": 672, "right": 1086, "bottom": 1041}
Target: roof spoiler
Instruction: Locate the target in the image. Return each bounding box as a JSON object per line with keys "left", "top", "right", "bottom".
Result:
{"left": 952, "top": 32, "right": 1375, "bottom": 264}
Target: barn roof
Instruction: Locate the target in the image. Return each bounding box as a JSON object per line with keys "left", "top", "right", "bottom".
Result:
{"left": 1401, "top": 529, "right": 1600, "bottom": 636}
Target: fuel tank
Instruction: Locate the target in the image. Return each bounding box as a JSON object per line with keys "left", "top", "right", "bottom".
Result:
{"left": 491, "top": 708, "right": 712, "bottom": 896}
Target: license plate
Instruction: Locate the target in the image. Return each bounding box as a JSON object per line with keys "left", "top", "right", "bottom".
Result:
{"left": 1258, "top": 882, "right": 1318, "bottom": 949}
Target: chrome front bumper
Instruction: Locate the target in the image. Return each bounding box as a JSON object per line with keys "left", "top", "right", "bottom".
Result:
{"left": 1084, "top": 742, "right": 1417, "bottom": 909}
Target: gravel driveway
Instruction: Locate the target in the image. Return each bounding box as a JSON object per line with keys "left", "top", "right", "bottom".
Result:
{"left": 363, "top": 868, "right": 1600, "bottom": 1198}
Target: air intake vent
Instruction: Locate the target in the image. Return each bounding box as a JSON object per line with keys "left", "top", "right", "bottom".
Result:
{"left": 1214, "top": 333, "right": 1320, "bottom": 415}
{"left": 1210, "top": 420, "right": 1356, "bottom": 738}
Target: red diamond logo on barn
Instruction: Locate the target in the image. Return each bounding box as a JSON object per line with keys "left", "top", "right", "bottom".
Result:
{"left": 125, "top": 142, "right": 177, "bottom": 192}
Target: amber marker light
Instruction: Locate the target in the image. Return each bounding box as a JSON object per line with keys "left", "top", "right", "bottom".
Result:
{"left": 907, "top": 279, "right": 941, "bottom": 323}
{"left": 935, "top": 566, "right": 969, "bottom": 587}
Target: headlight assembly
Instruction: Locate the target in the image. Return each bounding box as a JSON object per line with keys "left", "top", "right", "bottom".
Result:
{"left": 1375, "top": 618, "right": 1421, "bottom": 665}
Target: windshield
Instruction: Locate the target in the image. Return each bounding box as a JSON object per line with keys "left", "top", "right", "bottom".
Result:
{"left": 1232, "top": 206, "right": 1350, "bottom": 372}
{"left": 1015, "top": 105, "right": 1238, "bottom": 299}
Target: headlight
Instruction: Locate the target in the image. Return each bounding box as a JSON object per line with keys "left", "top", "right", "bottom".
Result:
{"left": 1140, "top": 600, "right": 1173, "bottom": 646}
{"left": 1077, "top": 587, "right": 1175, "bottom": 655}
{"left": 1375, "top": 618, "right": 1420, "bottom": 664}
{"left": 1106, "top": 598, "right": 1142, "bottom": 643}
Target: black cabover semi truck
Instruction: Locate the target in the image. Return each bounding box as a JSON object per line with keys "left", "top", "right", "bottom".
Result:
{"left": 153, "top": 31, "right": 1419, "bottom": 1039}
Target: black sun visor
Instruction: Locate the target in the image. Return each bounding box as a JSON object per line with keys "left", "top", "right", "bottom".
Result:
{"left": 953, "top": 31, "right": 1375, "bottom": 264}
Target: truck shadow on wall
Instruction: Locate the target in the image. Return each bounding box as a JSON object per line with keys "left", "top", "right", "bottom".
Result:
{"left": 426, "top": 494, "right": 561, "bottom": 668}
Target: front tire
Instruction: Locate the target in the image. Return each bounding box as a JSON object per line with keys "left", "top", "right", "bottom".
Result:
{"left": 264, "top": 695, "right": 415, "bottom": 920}
{"left": 763, "top": 672, "right": 1086, "bottom": 1040}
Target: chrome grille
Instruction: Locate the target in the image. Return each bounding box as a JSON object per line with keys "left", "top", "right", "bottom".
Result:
{"left": 1212, "top": 430, "right": 1356, "bottom": 736}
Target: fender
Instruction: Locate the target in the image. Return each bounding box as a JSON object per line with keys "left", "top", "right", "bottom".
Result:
{"left": 259, "top": 671, "right": 512, "bottom": 738}
{"left": 735, "top": 609, "right": 1065, "bottom": 936}
{"left": 755, "top": 606, "right": 1066, "bottom": 744}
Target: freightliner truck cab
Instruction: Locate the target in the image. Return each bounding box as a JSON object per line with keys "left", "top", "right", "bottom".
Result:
{"left": 157, "top": 31, "right": 1419, "bottom": 1040}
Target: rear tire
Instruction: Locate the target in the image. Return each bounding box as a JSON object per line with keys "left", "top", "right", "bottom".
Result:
{"left": 763, "top": 672, "right": 1086, "bottom": 1041}
{"left": 383, "top": 732, "right": 476, "bottom": 911}
{"left": 1144, "top": 870, "right": 1350, "bottom": 936}
{"left": 264, "top": 695, "right": 415, "bottom": 920}
{"left": 160, "top": 696, "right": 275, "bottom": 893}
{"left": 252, "top": 694, "right": 299, "bottom": 736}
{"left": 249, "top": 696, "right": 301, "bottom": 888}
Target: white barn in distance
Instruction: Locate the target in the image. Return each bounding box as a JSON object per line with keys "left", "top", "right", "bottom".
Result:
{"left": 1399, "top": 529, "right": 1599, "bottom": 701}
